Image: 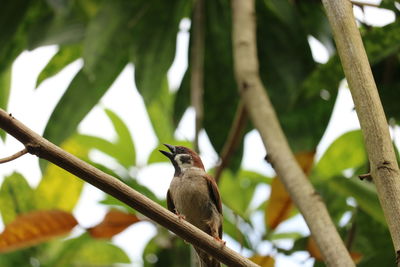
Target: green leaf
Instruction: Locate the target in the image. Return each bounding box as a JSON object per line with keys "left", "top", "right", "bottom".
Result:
{"left": 0, "top": 172, "right": 35, "bottom": 224}
{"left": 175, "top": 0, "right": 245, "bottom": 171}
{"left": 43, "top": 2, "right": 130, "bottom": 148}
{"left": 35, "top": 138, "right": 86, "bottom": 211}
{"left": 0, "top": 67, "right": 11, "bottom": 140}
{"left": 219, "top": 170, "right": 269, "bottom": 220}
{"left": 104, "top": 108, "right": 136, "bottom": 167}
{"left": 223, "top": 216, "right": 252, "bottom": 249}
{"left": 312, "top": 130, "right": 367, "bottom": 182}
{"left": 83, "top": 0, "right": 133, "bottom": 77}
{"left": 27, "top": 6, "right": 86, "bottom": 49}
{"left": 202, "top": 0, "right": 241, "bottom": 162}
{"left": 329, "top": 177, "right": 386, "bottom": 225}
{"left": 353, "top": 210, "right": 393, "bottom": 266}
{"left": 36, "top": 44, "right": 82, "bottom": 88}
{"left": 47, "top": 233, "right": 130, "bottom": 267}
{"left": 74, "top": 109, "right": 136, "bottom": 169}
{"left": 130, "top": 0, "right": 189, "bottom": 104}
{"left": 297, "top": 1, "right": 334, "bottom": 52}
{"left": 143, "top": 234, "right": 190, "bottom": 267}
{"left": 43, "top": 59, "right": 127, "bottom": 148}
{"left": 0, "top": 0, "right": 33, "bottom": 74}
{"left": 172, "top": 72, "right": 190, "bottom": 127}
{"left": 146, "top": 80, "right": 176, "bottom": 142}
{"left": 257, "top": 0, "right": 316, "bottom": 112}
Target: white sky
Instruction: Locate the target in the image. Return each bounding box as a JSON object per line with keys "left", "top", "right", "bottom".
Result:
{"left": 0, "top": 2, "right": 396, "bottom": 267}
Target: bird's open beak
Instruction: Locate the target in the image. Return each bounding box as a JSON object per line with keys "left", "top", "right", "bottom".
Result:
{"left": 159, "top": 144, "right": 176, "bottom": 160}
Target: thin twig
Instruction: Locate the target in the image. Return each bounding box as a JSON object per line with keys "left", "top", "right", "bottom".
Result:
{"left": 215, "top": 102, "right": 247, "bottom": 183}
{"left": 0, "top": 108, "right": 259, "bottom": 267}
{"left": 0, "top": 148, "right": 28, "bottom": 163}
{"left": 190, "top": 0, "right": 205, "bottom": 153}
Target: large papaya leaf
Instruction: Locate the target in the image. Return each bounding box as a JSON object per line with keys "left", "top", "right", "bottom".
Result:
{"left": 43, "top": 0, "right": 130, "bottom": 147}
{"left": 0, "top": 0, "right": 36, "bottom": 74}
{"left": 257, "top": 0, "right": 316, "bottom": 112}
{"left": 130, "top": 0, "right": 189, "bottom": 104}
{"left": 176, "top": 0, "right": 244, "bottom": 171}
{"left": 0, "top": 173, "right": 35, "bottom": 224}
{"left": 27, "top": 3, "right": 87, "bottom": 49}
{"left": 257, "top": 0, "right": 336, "bottom": 153}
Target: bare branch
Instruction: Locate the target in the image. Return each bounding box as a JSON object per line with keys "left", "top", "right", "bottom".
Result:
{"left": 0, "top": 148, "right": 28, "bottom": 164}
{"left": 322, "top": 0, "right": 400, "bottom": 264}
{"left": 191, "top": 0, "right": 205, "bottom": 153}
{"left": 0, "top": 108, "right": 258, "bottom": 267}
{"left": 231, "top": 0, "right": 354, "bottom": 266}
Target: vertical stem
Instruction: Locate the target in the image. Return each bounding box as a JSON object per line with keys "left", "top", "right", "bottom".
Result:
{"left": 190, "top": 0, "right": 205, "bottom": 153}
{"left": 322, "top": 1, "right": 400, "bottom": 265}
{"left": 231, "top": 0, "right": 354, "bottom": 266}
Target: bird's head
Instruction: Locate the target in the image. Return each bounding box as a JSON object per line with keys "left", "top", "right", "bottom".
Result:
{"left": 159, "top": 144, "right": 205, "bottom": 174}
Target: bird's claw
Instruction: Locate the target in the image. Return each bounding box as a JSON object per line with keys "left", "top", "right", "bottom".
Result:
{"left": 175, "top": 212, "right": 186, "bottom": 221}
{"left": 214, "top": 236, "right": 226, "bottom": 248}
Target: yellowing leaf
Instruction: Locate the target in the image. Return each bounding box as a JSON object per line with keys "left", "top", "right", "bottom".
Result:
{"left": 0, "top": 210, "right": 78, "bottom": 253}
{"left": 35, "top": 138, "right": 86, "bottom": 211}
{"left": 88, "top": 209, "right": 140, "bottom": 239}
{"left": 249, "top": 255, "right": 275, "bottom": 267}
{"left": 266, "top": 151, "right": 315, "bottom": 230}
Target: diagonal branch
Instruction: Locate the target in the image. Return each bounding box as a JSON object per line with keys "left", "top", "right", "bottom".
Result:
{"left": 0, "top": 148, "right": 28, "bottom": 163}
{"left": 231, "top": 0, "right": 354, "bottom": 266}
{"left": 0, "top": 109, "right": 258, "bottom": 267}
{"left": 322, "top": 1, "right": 400, "bottom": 265}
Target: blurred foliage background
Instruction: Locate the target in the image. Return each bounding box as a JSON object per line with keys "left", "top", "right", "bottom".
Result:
{"left": 0, "top": 0, "right": 399, "bottom": 266}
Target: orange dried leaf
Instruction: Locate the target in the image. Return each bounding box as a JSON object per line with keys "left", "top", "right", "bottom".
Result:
{"left": 350, "top": 252, "right": 363, "bottom": 263}
{"left": 266, "top": 151, "right": 315, "bottom": 230}
{"left": 249, "top": 255, "right": 275, "bottom": 267}
{"left": 307, "top": 237, "right": 323, "bottom": 261}
{"left": 307, "top": 237, "right": 362, "bottom": 263}
{"left": 88, "top": 209, "right": 140, "bottom": 239}
{"left": 266, "top": 178, "right": 292, "bottom": 229}
{"left": 0, "top": 210, "right": 78, "bottom": 253}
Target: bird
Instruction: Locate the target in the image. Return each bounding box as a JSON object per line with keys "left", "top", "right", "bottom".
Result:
{"left": 160, "top": 144, "right": 223, "bottom": 267}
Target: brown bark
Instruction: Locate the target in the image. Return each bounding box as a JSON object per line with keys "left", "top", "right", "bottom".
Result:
{"left": 322, "top": 1, "right": 400, "bottom": 265}
{"left": 231, "top": 0, "right": 354, "bottom": 266}
{"left": 0, "top": 109, "right": 259, "bottom": 267}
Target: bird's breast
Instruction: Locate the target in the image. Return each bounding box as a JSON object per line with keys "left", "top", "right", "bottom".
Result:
{"left": 169, "top": 171, "right": 215, "bottom": 231}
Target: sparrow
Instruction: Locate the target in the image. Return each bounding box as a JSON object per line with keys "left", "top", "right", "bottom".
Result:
{"left": 160, "top": 144, "right": 223, "bottom": 267}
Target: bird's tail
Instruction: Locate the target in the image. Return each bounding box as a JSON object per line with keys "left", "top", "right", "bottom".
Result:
{"left": 194, "top": 247, "right": 221, "bottom": 267}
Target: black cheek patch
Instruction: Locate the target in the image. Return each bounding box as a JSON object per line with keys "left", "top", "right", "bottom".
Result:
{"left": 180, "top": 155, "right": 191, "bottom": 164}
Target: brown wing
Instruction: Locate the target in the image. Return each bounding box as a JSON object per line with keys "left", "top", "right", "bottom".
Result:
{"left": 166, "top": 190, "right": 176, "bottom": 214}
{"left": 204, "top": 174, "right": 222, "bottom": 214}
